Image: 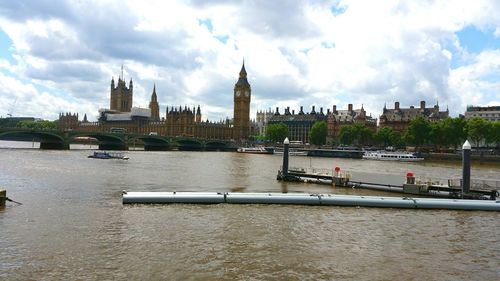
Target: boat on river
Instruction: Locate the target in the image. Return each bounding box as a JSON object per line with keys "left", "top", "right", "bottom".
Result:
{"left": 274, "top": 148, "right": 308, "bottom": 156}
{"left": 237, "top": 147, "right": 274, "bottom": 154}
{"left": 363, "top": 151, "right": 423, "bottom": 161}
{"left": 88, "top": 151, "right": 129, "bottom": 160}
{"left": 306, "top": 148, "right": 364, "bottom": 159}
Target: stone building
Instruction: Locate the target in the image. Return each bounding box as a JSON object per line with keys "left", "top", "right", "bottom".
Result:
{"left": 268, "top": 106, "right": 327, "bottom": 144}
{"left": 59, "top": 63, "right": 251, "bottom": 141}
{"left": 233, "top": 63, "right": 252, "bottom": 140}
{"left": 110, "top": 76, "right": 133, "bottom": 112}
{"left": 58, "top": 113, "right": 79, "bottom": 130}
{"left": 327, "top": 104, "right": 377, "bottom": 139}
{"left": 149, "top": 84, "right": 160, "bottom": 121}
{"left": 464, "top": 105, "right": 500, "bottom": 122}
{"left": 379, "top": 101, "right": 449, "bottom": 132}
{"left": 255, "top": 108, "right": 273, "bottom": 136}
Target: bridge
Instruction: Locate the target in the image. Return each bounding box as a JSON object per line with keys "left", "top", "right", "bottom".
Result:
{"left": 0, "top": 128, "right": 237, "bottom": 151}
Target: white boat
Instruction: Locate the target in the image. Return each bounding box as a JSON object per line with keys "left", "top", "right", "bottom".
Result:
{"left": 274, "top": 148, "right": 308, "bottom": 156}
{"left": 363, "top": 151, "right": 424, "bottom": 161}
{"left": 237, "top": 147, "right": 273, "bottom": 154}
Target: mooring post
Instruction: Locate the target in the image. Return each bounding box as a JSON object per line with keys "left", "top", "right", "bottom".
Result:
{"left": 0, "top": 189, "right": 6, "bottom": 208}
{"left": 462, "top": 140, "right": 471, "bottom": 194}
{"left": 282, "top": 137, "right": 290, "bottom": 177}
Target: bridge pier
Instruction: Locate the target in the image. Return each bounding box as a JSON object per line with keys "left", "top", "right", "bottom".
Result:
{"left": 141, "top": 139, "right": 170, "bottom": 151}
{"left": 40, "top": 141, "right": 69, "bottom": 150}
{"left": 99, "top": 143, "right": 128, "bottom": 151}
{"left": 144, "top": 144, "right": 170, "bottom": 151}
{"left": 178, "top": 145, "right": 203, "bottom": 151}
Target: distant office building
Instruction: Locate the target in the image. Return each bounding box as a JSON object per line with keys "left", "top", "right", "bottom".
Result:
{"left": 268, "top": 106, "right": 327, "bottom": 144}
{"left": 464, "top": 105, "right": 500, "bottom": 122}
{"left": 327, "top": 104, "right": 377, "bottom": 139}
{"left": 379, "top": 101, "right": 449, "bottom": 132}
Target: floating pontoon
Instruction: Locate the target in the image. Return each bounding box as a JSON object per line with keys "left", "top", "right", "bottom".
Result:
{"left": 122, "top": 191, "right": 500, "bottom": 211}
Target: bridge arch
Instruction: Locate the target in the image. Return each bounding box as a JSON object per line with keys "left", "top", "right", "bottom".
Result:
{"left": 0, "top": 129, "right": 68, "bottom": 149}
{"left": 133, "top": 136, "right": 171, "bottom": 151}
{"left": 174, "top": 138, "right": 203, "bottom": 151}
{"left": 69, "top": 132, "right": 128, "bottom": 150}
{"left": 205, "top": 140, "right": 232, "bottom": 151}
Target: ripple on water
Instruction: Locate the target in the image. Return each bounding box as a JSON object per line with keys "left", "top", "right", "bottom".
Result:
{"left": 0, "top": 149, "right": 499, "bottom": 280}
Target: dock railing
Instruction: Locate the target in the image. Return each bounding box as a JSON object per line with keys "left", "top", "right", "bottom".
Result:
{"left": 414, "top": 177, "right": 500, "bottom": 191}
{"left": 287, "top": 166, "right": 351, "bottom": 179}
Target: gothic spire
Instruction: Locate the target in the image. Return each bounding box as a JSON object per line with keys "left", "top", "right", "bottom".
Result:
{"left": 235, "top": 60, "right": 250, "bottom": 87}
{"left": 240, "top": 59, "right": 247, "bottom": 77}
{"left": 151, "top": 83, "right": 157, "bottom": 101}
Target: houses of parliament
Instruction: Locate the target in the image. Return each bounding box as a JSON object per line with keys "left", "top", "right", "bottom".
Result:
{"left": 59, "top": 63, "right": 252, "bottom": 141}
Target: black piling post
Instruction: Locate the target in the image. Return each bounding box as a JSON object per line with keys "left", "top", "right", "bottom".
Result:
{"left": 0, "top": 189, "right": 5, "bottom": 207}
{"left": 282, "top": 137, "right": 290, "bottom": 177}
{"left": 462, "top": 140, "right": 471, "bottom": 194}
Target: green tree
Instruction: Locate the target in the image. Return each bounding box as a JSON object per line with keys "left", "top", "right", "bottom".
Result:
{"left": 17, "top": 120, "right": 58, "bottom": 130}
{"left": 488, "top": 121, "right": 500, "bottom": 148}
{"left": 374, "top": 126, "right": 393, "bottom": 147}
{"left": 266, "top": 123, "right": 288, "bottom": 143}
{"left": 339, "top": 124, "right": 373, "bottom": 146}
{"left": 339, "top": 126, "right": 354, "bottom": 145}
{"left": 429, "top": 121, "right": 445, "bottom": 150}
{"left": 441, "top": 117, "right": 467, "bottom": 149}
{"left": 404, "top": 117, "right": 430, "bottom": 150}
{"left": 466, "top": 117, "right": 489, "bottom": 147}
{"left": 309, "top": 121, "right": 327, "bottom": 145}
{"left": 484, "top": 121, "right": 497, "bottom": 147}
{"left": 353, "top": 124, "right": 373, "bottom": 146}
{"left": 389, "top": 130, "right": 404, "bottom": 148}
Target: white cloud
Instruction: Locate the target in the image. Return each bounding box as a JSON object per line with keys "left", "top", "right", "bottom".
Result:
{"left": 449, "top": 49, "right": 500, "bottom": 111}
{"left": 0, "top": 72, "right": 95, "bottom": 119}
{"left": 0, "top": 0, "right": 499, "bottom": 122}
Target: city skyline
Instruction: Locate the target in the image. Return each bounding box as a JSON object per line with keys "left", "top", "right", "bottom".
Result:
{"left": 1, "top": 0, "right": 499, "bottom": 121}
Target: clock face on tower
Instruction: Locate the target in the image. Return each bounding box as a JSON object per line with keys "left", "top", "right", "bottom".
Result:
{"left": 236, "top": 90, "right": 241, "bottom": 97}
{"left": 245, "top": 90, "right": 250, "bottom": 97}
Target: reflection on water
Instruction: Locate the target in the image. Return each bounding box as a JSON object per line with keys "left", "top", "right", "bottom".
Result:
{"left": 1, "top": 142, "right": 500, "bottom": 280}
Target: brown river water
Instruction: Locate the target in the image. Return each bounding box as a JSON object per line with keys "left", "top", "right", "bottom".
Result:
{"left": 1, "top": 141, "right": 499, "bottom": 280}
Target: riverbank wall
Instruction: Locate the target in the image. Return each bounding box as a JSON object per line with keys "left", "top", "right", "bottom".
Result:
{"left": 424, "top": 152, "right": 500, "bottom": 163}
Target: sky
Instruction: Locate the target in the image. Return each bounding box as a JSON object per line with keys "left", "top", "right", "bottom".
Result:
{"left": 0, "top": 0, "right": 499, "bottom": 122}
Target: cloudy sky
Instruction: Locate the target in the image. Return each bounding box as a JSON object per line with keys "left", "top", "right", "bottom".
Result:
{"left": 0, "top": 0, "right": 499, "bottom": 122}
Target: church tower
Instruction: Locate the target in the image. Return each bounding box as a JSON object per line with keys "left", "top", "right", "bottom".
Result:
{"left": 233, "top": 61, "right": 251, "bottom": 141}
{"left": 110, "top": 72, "right": 133, "bottom": 112}
{"left": 195, "top": 105, "right": 202, "bottom": 123}
{"left": 149, "top": 84, "right": 160, "bottom": 121}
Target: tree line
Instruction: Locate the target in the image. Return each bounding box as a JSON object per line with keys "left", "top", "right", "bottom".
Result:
{"left": 265, "top": 117, "right": 500, "bottom": 149}
{"left": 0, "top": 119, "right": 59, "bottom": 130}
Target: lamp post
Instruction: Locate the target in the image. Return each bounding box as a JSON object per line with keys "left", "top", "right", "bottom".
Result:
{"left": 282, "top": 137, "right": 290, "bottom": 177}
{"left": 462, "top": 140, "right": 471, "bottom": 194}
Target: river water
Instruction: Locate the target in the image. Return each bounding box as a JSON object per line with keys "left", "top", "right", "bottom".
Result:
{"left": 1, "top": 141, "right": 499, "bottom": 280}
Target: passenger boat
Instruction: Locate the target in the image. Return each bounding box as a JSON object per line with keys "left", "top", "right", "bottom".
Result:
{"left": 88, "top": 151, "right": 129, "bottom": 160}
{"left": 362, "top": 151, "right": 424, "bottom": 161}
{"left": 306, "top": 148, "right": 364, "bottom": 159}
{"left": 236, "top": 147, "right": 274, "bottom": 154}
{"left": 274, "top": 148, "right": 308, "bottom": 156}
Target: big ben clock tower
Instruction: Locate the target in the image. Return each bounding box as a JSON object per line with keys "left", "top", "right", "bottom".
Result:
{"left": 233, "top": 62, "right": 251, "bottom": 141}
